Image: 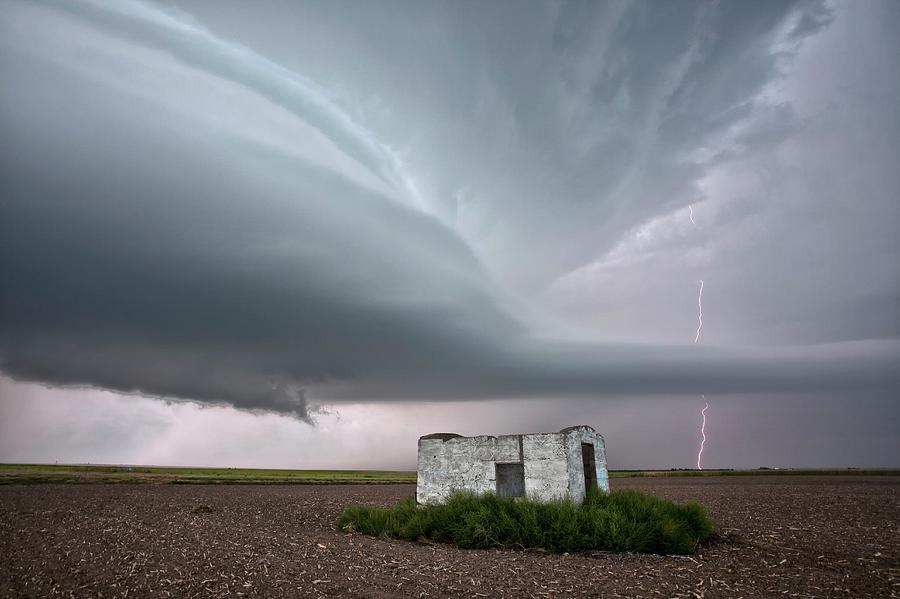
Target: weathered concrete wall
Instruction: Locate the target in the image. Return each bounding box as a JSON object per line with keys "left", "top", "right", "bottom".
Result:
{"left": 521, "top": 433, "right": 570, "bottom": 501}
{"left": 416, "top": 426, "right": 609, "bottom": 505}
{"left": 416, "top": 434, "right": 520, "bottom": 504}
{"left": 563, "top": 426, "right": 610, "bottom": 502}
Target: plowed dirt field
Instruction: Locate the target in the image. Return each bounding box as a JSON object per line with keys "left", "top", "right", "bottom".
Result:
{"left": 1, "top": 476, "right": 897, "bottom": 598}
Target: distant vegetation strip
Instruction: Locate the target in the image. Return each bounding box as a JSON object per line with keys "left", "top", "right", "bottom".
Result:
{"left": 0, "top": 464, "right": 415, "bottom": 485}
{"left": 338, "top": 489, "right": 714, "bottom": 555}
{"left": 608, "top": 468, "right": 900, "bottom": 477}
{"left": 1, "top": 464, "right": 896, "bottom": 485}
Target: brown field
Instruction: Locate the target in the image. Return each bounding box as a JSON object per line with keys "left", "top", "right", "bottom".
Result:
{"left": 1, "top": 476, "right": 898, "bottom": 598}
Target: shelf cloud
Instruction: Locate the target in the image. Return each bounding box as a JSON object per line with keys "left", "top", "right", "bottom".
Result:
{"left": 1, "top": 0, "right": 898, "bottom": 421}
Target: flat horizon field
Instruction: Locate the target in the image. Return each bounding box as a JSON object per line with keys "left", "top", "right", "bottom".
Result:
{"left": 2, "top": 463, "right": 898, "bottom": 485}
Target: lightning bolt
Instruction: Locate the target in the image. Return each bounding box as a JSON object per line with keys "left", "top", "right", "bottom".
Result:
{"left": 697, "top": 399, "right": 709, "bottom": 470}
{"left": 694, "top": 279, "right": 704, "bottom": 344}
{"left": 694, "top": 280, "right": 707, "bottom": 468}
{"left": 690, "top": 203, "right": 708, "bottom": 469}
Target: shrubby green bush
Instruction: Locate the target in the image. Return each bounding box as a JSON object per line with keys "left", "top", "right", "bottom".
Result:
{"left": 337, "top": 489, "right": 713, "bottom": 555}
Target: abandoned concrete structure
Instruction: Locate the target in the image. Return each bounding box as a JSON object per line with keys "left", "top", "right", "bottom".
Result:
{"left": 416, "top": 425, "right": 609, "bottom": 505}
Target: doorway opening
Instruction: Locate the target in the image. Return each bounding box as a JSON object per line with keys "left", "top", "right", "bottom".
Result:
{"left": 581, "top": 443, "right": 598, "bottom": 493}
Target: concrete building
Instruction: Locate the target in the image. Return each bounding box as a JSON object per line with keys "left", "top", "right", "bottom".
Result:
{"left": 416, "top": 425, "right": 609, "bottom": 505}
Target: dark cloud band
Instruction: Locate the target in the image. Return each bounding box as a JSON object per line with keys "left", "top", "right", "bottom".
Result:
{"left": 1, "top": 0, "right": 897, "bottom": 417}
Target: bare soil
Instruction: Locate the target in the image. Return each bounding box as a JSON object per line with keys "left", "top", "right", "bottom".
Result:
{"left": 1, "top": 476, "right": 898, "bottom": 598}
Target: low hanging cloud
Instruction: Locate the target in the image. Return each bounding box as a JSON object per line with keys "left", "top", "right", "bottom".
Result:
{"left": 1, "top": 0, "right": 898, "bottom": 419}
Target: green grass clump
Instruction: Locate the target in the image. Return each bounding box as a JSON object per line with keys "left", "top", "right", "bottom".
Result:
{"left": 337, "top": 489, "right": 713, "bottom": 555}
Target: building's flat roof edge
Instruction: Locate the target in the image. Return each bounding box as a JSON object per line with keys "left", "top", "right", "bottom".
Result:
{"left": 419, "top": 425, "right": 596, "bottom": 442}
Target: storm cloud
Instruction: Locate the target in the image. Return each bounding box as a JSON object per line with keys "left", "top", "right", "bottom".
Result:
{"left": 1, "top": 0, "right": 898, "bottom": 420}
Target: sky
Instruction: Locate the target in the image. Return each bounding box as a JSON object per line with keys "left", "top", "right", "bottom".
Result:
{"left": 1, "top": 0, "right": 898, "bottom": 470}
